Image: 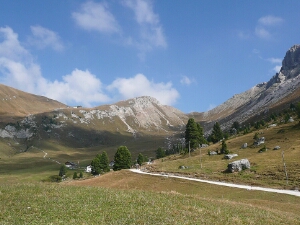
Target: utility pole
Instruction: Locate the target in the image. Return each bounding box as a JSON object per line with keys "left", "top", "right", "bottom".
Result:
{"left": 282, "top": 150, "right": 288, "bottom": 185}
{"left": 199, "top": 144, "right": 202, "bottom": 169}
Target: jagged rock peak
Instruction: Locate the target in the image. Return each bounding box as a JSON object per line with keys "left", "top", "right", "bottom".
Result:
{"left": 267, "top": 44, "right": 300, "bottom": 88}
{"left": 282, "top": 44, "right": 300, "bottom": 72}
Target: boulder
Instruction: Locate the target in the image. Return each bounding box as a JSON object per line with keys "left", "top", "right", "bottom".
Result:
{"left": 201, "top": 144, "right": 209, "bottom": 148}
{"left": 227, "top": 159, "right": 250, "bottom": 173}
{"left": 254, "top": 137, "right": 265, "bottom": 146}
{"left": 273, "top": 146, "right": 281, "bottom": 150}
{"left": 224, "top": 154, "right": 238, "bottom": 159}
{"left": 208, "top": 151, "right": 218, "bottom": 155}
{"left": 288, "top": 117, "right": 294, "bottom": 123}
{"left": 241, "top": 143, "right": 247, "bottom": 149}
{"left": 268, "top": 124, "right": 277, "bottom": 128}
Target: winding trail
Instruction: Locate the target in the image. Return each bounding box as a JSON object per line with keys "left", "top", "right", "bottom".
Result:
{"left": 130, "top": 169, "right": 300, "bottom": 197}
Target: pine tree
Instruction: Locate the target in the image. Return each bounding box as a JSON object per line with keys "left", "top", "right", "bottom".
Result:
{"left": 99, "top": 151, "right": 110, "bottom": 172}
{"left": 79, "top": 171, "right": 83, "bottom": 178}
{"left": 91, "top": 157, "right": 101, "bottom": 175}
{"left": 59, "top": 165, "right": 67, "bottom": 177}
{"left": 155, "top": 147, "right": 166, "bottom": 159}
{"left": 185, "top": 118, "right": 206, "bottom": 149}
{"left": 73, "top": 172, "right": 78, "bottom": 179}
{"left": 113, "top": 146, "right": 132, "bottom": 171}
{"left": 220, "top": 140, "right": 229, "bottom": 154}
{"left": 137, "top": 153, "right": 144, "bottom": 166}
{"left": 210, "top": 122, "right": 223, "bottom": 143}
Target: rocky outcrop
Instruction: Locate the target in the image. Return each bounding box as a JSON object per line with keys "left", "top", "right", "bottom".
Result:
{"left": 227, "top": 159, "right": 250, "bottom": 172}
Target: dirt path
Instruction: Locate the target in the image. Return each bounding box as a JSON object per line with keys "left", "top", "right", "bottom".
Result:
{"left": 130, "top": 169, "right": 300, "bottom": 197}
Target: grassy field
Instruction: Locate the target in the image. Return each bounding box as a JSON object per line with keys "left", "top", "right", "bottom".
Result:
{"left": 1, "top": 170, "right": 300, "bottom": 225}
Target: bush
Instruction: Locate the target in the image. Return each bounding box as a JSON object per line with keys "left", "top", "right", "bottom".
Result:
{"left": 43, "top": 175, "right": 62, "bottom": 182}
{"left": 258, "top": 145, "right": 267, "bottom": 153}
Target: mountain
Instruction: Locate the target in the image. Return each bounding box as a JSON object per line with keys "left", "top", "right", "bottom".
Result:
{"left": 0, "top": 83, "right": 66, "bottom": 119}
{"left": 0, "top": 87, "right": 188, "bottom": 158}
{"left": 1, "top": 44, "right": 300, "bottom": 158}
{"left": 191, "top": 44, "right": 300, "bottom": 133}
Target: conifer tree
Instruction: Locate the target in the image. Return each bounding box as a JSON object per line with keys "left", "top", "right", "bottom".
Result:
{"left": 137, "top": 153, "right": 144, "bottom": 166}
{"left": 210, "top": 122, "right": 223, "bottom": 143}
{"left": 59, "top": 165, "right": 67, "bottom": 177}
{"left": 113, "top": 146, "right": 132, "bottom": 171}
{"left": 156, "top": 147, "right": 166, "bottom": 159}
{"left": 185, "top": 118, "right": 206, "bottom": 149}
{"left": 99, "top": 151, "right": 110, "bottom": 172}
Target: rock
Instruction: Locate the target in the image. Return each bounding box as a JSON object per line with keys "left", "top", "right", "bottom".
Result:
{"left": 241, "top": 143, "right": 247, "bottom": 149}
{"left": 208, "top": 151, "right": 217, "bottom": 155}
{"left": 254, "top": 137, "right": 265, "bottom": 146}
{"left": 179, "top": 165, "right": 188, "bottom": 169}
{"left": 268, "top": 124, "right": 277, "bottom": 128}
{"left": 224, "top": 154, "right": 238, "bottom": 159}
{"left": 227, "top": 159, "right": 250, "bottom": 173}
{"left": 273, "top": 146, "right": 281, "bottom": 150}
{"left": 288, "top": 117, "right": 294, "bottom": 123}
{"left": 201, "top": 144, "right": 209, "bottom": 148}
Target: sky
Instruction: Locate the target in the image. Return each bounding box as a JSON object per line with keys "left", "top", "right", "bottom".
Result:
{"left": 0, "top": 0, "right": 300, "bottom": 113}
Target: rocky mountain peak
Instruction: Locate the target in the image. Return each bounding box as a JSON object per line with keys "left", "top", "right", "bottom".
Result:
{"left": 281, "top": 44, "right": 300, "bottom": 78}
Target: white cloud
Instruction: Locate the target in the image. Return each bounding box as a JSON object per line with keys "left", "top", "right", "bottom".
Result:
{"left": 72, "top": 1, "right": 120, "bottom": 34}
{"left": 272, "top": 65, "right": 281, "bottom": 73}
{"left": 0, "top": 26, "right": 29, "bottom": 61}
{"left": 123, "top": 0, "right": 167, "bottom": 53}
{"left": 267, "top": 57, "right": 282, "bottom": 64}
{"left": 255, "top": 15, "right": 283, "bottom": 40}
{"left": 0, "top": 26, "right": 110, "bottom": 107}
{"left": 258, "top": 15, "right": 283, "bottom": 26}
{"left": 44, "top": 69, "right": 110, "bottom": 107}
{"left": 107, "top": 73, "right": 179, "bottom": 105}
{"left": 29, "top": 25, "right": 64, "bottom": 51}
{"left": 180, "top": 76, "right": 192, "bottom": 85}
{"left": 0, "top": 27, "right": 178, "bottom": 107}
{"left": 255, "top": 27, "right": 271, "bottom": 39}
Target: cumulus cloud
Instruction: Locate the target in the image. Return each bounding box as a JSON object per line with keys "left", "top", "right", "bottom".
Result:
{"left": 107, "top": 74, "right": 179, "bottom": 105}
{"left": 0, "top": 26, "right": 178, "bottom": 107}
{"left": 122, "top": 0, "right": 167, "bottom": 57}
{"left": 0, "top": 26, "right": 110, "bottom": 107}
{"left": 0, "top": 26, "right": 29, "bottom": 61}
{"left": 72, "top": 1, "right": 120, "bottom": 34}
{"left": 258, "top": 15, "right": 283, "bottom": 26}
{"left": 28, "top": 25, "right": 64, "bottom": 51}
{"left": 180, "top": 76, "right": 192, "bottom": 85}
{"left": 44, "top": 69, "right": 110, "bottom": 107}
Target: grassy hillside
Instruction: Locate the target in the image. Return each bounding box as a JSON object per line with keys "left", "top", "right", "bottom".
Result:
{"left": 0, "top": 84, "right": 66, "bottom": 119}
{"left": 147, "top": 121, "right": 300, "bottom": 189}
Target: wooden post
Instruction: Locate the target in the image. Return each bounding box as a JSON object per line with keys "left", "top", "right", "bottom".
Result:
{"left": 282, "top": 150, "right": 288, "bottom": 185}
{"left": 199, "top": 144, "right": 202, "bottom": 169}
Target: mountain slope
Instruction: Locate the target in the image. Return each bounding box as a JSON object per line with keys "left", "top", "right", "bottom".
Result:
{"left": 0, "top": 83, "right": 67, "bottom": 119}
{"left": 193, "top": 44, "right": 300, "bottom": 132}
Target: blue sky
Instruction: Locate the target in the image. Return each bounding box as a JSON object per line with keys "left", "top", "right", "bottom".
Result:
{"left": 0, "top": 0, "right": 299, "bottom": 113}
